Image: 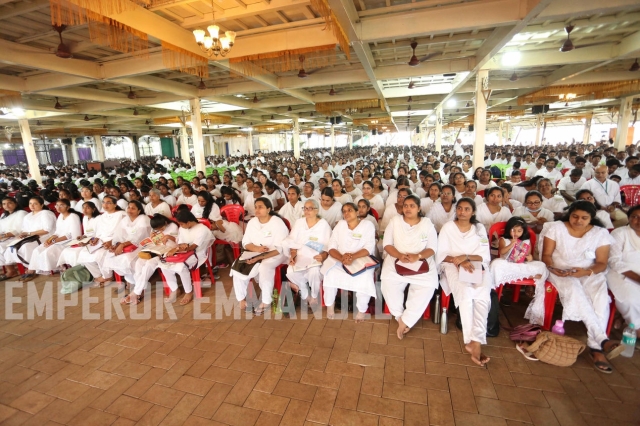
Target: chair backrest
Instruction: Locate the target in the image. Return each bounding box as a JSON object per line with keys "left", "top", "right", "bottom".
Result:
{"left": 370, "top": 208, "right": 379, "bottom": 221}
{"left": 198, "top": 218, "right": 212, "bottom": 229}
{"left": 476, "top": 190, "right": 485, "bottom": 198}
{"left": 561, "top": 168, "right": 569, "bottom": 176}
{"left": 171, "top": 204, "right": 191, "bottom": 217}
{"left": 519, "top": 169, "right": 527, "bottom": 177}
{"left": 220, "top": 204, "right": 244, "bottom": 225}
{"left": 282, "top": 217, "right": 291, "bottom": 231}
{"left": 620, "top": 185, "right": 640, "bottom": 207}
{"left": 488, "top": 221, "right": 537, "bottom": 260}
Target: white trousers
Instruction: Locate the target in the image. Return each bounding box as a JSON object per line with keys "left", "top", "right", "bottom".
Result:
{"left": 158, "top": 257, "right": 197, "bottom": 294}
{"left": 458, "top": 298, "right": 490, "bottom": 345}
{"left": 232, "top": 254, "right": 287, "bottom": 305}
{"left": 607, "top": 270, "right": 640, "bottom": 330}
{"left": 4, "top": 241, "right": 38, "bottom": 267}
{"left": 77, "top": 247, "right": 111, "bottom": 279}
{"left": 131, "top": 257, "right": 163, "bottom": 296}
{"left": 323, "top": 286, "right": 370, "bottom": 313}
{"left": 28, "top": 244, "right": 64, "bottom": 274}
{"left": 381, "top": 280, "right": 437, "bottom": 328}
{"left": 286, "top": 267, "right": 322, "bottom": 300}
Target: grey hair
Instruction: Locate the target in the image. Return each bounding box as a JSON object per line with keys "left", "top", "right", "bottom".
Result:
{"left": 149, "top": 188, "right": 162, "bottom": 196}
{"left": 304, "top": 198, "right": 320, "bottom": 217}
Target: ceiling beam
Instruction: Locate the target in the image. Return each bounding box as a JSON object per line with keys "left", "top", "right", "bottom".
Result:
{"left": 0, "top": 0, "right": 48, "bottom": 21}
{"left": 180, "top": 0, "right": 310, "bottom": 27}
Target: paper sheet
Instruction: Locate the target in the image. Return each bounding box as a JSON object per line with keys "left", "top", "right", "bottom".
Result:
{"left": 239, "top": 251, "right": 262, "bottom": 261}
{"left": 343, "top": 256, "right": 378, "bottom": 275}
{"left": 87, "top": 240, "right": 103, "bottom": 253}
{"left": 458, "top": 261, "right": 483, "bottom": 284}
{"left": 292, "top": 246, "right": 322, "bottom": 272}
{"left": 395, "top": 260, "right": 423, "bottom": 272}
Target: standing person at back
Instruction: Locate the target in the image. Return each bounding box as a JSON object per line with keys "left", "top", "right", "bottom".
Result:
{"left": 580, "top": 165, "right": 628, "bottom": 228}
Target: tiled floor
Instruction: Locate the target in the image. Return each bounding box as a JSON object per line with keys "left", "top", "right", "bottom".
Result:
{"left": 0, "top": 272, "right": 639, "bottom": 426}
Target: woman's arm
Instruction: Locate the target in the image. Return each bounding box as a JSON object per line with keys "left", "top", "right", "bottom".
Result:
{"left": 246, "top": 249, "right": 280, "bottom": 264}
{"left": 569, "top": 244, "right": 610, "bottom": 278}
{"left": 328, "top": 248, "right": 343, "bottom": 262}
{"left": 244, "top": 243, "right": 270, "bottom": 253}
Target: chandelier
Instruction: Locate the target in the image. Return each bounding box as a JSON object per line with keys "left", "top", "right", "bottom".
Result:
{"left": 192, "top": 1, "right": 236, "bottom": 58}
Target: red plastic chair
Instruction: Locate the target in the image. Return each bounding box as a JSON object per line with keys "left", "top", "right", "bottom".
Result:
{"left": 560, "top": 168, "right": 569, "bottom": 176}
{"left": 476, "top": 190, "right": 485, "bottom": 198}
{"left": 519, "top": 169, "right": 527, "bottom": 177}
{"left": 488, "top": 221, "right": 559, "bottom": 330}
{"left": 172, "top": 204, "right": 191, "bottom": 217}
{"left": 212, "top": 205, "right": 245, "bottom": 266}
{"left": 370, "top": 208, "right": 379, "bottom": 221}
{"left": 607, "top": 290, "right": 616, "bottom": 336}
{"left": 620, "top": 185, "right": 640, "bottom": 207}
{"left": 161, "top": 245, "right": 216, "bottom": 298}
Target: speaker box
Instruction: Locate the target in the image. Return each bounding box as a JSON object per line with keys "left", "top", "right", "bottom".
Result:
{"left": 468, "top": 124, "right": 474, "bottom": 132}
{"left": 532, "top": 105, "right": 550, "bottom": 114}
{"left": 372, "top": 129, "right": 377, "bottom": 136}
{"left": 61, "top": 138, "right": 72, "bottom": 145}
{"left": 329, "top": 116, "right": 343, "bottom": 125}
{"left": 416, "top": 126, "right": 420, "bottom": 133}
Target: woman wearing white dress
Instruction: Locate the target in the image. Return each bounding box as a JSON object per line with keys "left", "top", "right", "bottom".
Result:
{"left": 332, "top": 179, "right": 353, "bottom": 205}
{"left": 607, "top": 206, "right": 640, "bottom": 342}
{"left": 265, "top": 181, "right": 286, "bottom": 211}
{"left": 144, "top": 189, "right": 172, "bottom": 218}
{"left": 381, "top": 195, "right": 439, "bottom": 339}
{"left": 541, "top": 201, "right": 622, "bottom": 373}
{"left": 6, "top": 196, "right": 57, "bottom": 281}
{"left": 121, "top": 214, "right": 179, "bottom": 304}
{"left": 420, "top": 183, "right": 441, "bottom": 216}
{"left": 323, "top": 202, "right": 377, "bottom": 321}
{"left": 461, "top": 180, "right": 484, "bottom": 206}
{"left": 279, "top": 186, "right": 304, "bottom": 228}
{"left": 109, "top": 187, "right": 129, "bottom": 211}
{"left": 354, "top": 181, "right": 385, "bottom": 219}
{"left": 58, "top": 189, "right": 78, "bottom": 210}
{"left": 27, "top": 199, "right": 82, "bottom": 275}
{"left": 489, "top": 217, "right": 548, "bottom": 323}
{"left": 319, "top": 188, "right": 343, "bottom": 229}
{"left": 176, "top": 183, "right": 198, "bottom": 206}
{"left": 575, "top": 189, "right": 614, "bottom": 229}
{"left": 101, "top": 201, "right": 152, "bottom": 291}
{"left": 511, "top": 191, "right": 554, "bottom": 234}
{"left": 284, "top": 199, "right": 331, "bottom": 308}
{"left": 436, "top": 198, "right": 492, "bottom": 367}
{"left": 231, "top": 197, "right": 289, "bottom": 315}
{"left": 371, "top": 176, "right": 389, "bottom": 204}
{"left": 75, "top": 186, "right": 102, "bottom": 213}
{"left": 428, "top": 185, "right": 456, "bottom": 233}
{"left": 76, "top": 196, "right": 127, "bottom": 286}
{"left": 343, "top": 176, "right": 362, "bottom": 200}
{"left": 476, "top": 187, "right": 512, "bottom": 231}
{"left": 243, "top": 181, "right": 263, "bottom": 220}
{"left": 380, "top": 188, "right": 411, "bottom": 236}
{"left": 57, "top": 202, "right": 100, "bottom": 268}
{"left": 191, "top": 192, "right": 243, "bottom": 244}
{"left": 357, "top": 199, "right": 380, "bottom": 235}
{"left": 160, "top": 210, "right": 214, "bottom": 305}
{"left": 537, "top": 178, "right": 567, "bottom": 214}
{"left": 159, "top": 184, "right": 177, "bottom": 207}
{"left": 0, "top": 197, "right": 28, "bottom": 280}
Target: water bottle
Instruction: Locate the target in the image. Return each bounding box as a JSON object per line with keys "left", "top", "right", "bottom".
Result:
{"left": 551, "top": 320, "right": 565, "bottom": 336}
{"left": 433, "top": 294, "right": 441, "bottom": 324}
{"left": 440, "top": 307, "right": 448, "bottom": 334}
{"left": 271, "top": 289, "right": 281, "bottom": 314}
{"left": 621, "top": 323, "right": 636, "bottom": 358}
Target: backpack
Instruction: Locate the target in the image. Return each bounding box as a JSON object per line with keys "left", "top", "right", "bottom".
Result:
{"left": 490, "top": 166, "right": 502, "bottom": 179}
{"left": 60, "top": 265, "right": 93, "bottom": 294}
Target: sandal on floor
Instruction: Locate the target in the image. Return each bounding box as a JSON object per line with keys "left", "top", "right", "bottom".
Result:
{"left": 589, "top": 350, "right": 613, "bottom": 374}
{"left": 516, "top": 343, "right": 539, "bottom": 361}
{"left": 603, "top": 339, "right": 625, "bottom": 360}
{"left": 0, "top": 274, "right": 15, "bottom": 281}
{"left": 20, "top": 273, "right": 36, "bottom": 281}
{"left": 120, "top": 294, "right": 141, "bottom": 305}
{"left": 253, "top": 305, "right": 266, "bottom": 316}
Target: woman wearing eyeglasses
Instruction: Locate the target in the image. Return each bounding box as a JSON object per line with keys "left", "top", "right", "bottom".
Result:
{"left": 511, "top": 191, "right": 554, "bottom": 234}
{"left": 283, "top": 199, "right": 331, "bottom": 308}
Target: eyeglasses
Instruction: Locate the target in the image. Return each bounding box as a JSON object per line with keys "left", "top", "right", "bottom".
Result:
{"left": 525, "top": 201, "right": 542, "bottom": 206}
{"left": 303, "top": 207, "right": 318, "bottom": 211}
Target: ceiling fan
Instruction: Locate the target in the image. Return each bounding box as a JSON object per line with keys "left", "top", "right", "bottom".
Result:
{"left": 329, "top": 85, "right": 344, "bottom": 96}
{"left": 127, "top": 86, "right": 156, "bottom": 100}
{"left": 559, "top": 25, "right": 611, "bottom": 52}
{"left": 408, "top": 42, "right": 441, "bottom": 66}
{"left": 83, "top": 115, "right": 99, "bottom": 121}
{"left": 297, "top": 55, "right": 326, "bottom": 78}
{"left": 54, "top": 97, "right": 70, "bottom": 110}
{"left": 53, "top": 25, "right": 72, "bottom": 59}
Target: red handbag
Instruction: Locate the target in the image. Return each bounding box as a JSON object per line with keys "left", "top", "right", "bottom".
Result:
{"left": 394, "top": 259, "right": 429, "bottom": 276}
{"left": 123, "top": 245, "right": 137, "bottom": 253}
{"left": 161, "top": 250, "right": 197, "bottom": 270}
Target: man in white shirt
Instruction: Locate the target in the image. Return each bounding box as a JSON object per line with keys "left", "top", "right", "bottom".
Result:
{"left": 621, "top": 164, "right": 640, "bottom": 186}
{"left": 580, "top": 165, "right": 627, "bottom": 227}
{"left": 525, "top": 156, "right": 545, "bottom": 179}
{"left": 453, "top": 138, "right": 465, "bottom": 158}
{"left": 483, "top": 153, "right": 497, "bottom": 167}
{"left": 534, "top": 159, "right": 562, "bottom": 186}
{"left": 616, "top": 156, "right": 638, "bottom": 180}
{"left": 558, "top": 168, "right": 586, "bottom": 203}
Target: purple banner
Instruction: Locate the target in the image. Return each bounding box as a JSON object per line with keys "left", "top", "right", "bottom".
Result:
{"left": 3, "top": 149, "right": 27, "bottom": 166}
{"left": 77, "top": 147, "right": 92, "bottom": 161}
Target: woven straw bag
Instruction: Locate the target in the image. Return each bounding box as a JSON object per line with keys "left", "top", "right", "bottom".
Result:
{"left": 523, "top": 332, "right": 586, "bottom": 367}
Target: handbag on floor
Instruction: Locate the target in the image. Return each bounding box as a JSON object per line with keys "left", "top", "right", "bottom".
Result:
{"left": 522, "top": 331, "right": 586, "bottom": 367}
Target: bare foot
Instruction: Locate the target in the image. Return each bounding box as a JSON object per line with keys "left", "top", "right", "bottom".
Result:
{"left": 308, "top": 297, "right": 318, "bottom": 307}
{"left": 164, "top": 290, "right": 178, "bottom": 303}
{"left": 534, "top": 274, "right": 542, "bottom": 279}
{"left": 396, "top": 317, "right": 410, "bottom": 340}
{"left": 327, "top": 305, "right": 335, "bottom": 319}
{"left": 180, "top": 293, "right": 193, "bottom": 305}
{"left": 465, "top": 341, "right": 490, "bottom": 367}
{"left": 238, "top": 300, "right": 247, "bottom": 310}
{"left": 355, "top": 311, "right": 367, "bottom": 323}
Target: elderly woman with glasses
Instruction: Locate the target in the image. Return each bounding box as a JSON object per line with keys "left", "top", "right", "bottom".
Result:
{"left": 283, "top": 199, "right": 332, "bottom": 308}
{"left": 511, "top": 190, "right": 554, "bottom": 234}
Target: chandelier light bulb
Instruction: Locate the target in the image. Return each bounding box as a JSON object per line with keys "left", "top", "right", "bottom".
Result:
{"left": 220, "top": 37, "right": 230, "bottom": 50}
{"left": 225, "top": 31, "right": 236, "bottom": 46}
{"left": 193, "top": 29, "right": 205, "bottom": 43}
{"left": 207, "top": 24, "right": 220, "bottom": 40}
{"left": 203, "top": 36, "right": 213, "bottom": 49}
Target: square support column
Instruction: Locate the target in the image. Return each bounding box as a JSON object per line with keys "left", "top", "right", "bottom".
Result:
{"left": 615, "top": 96, "right": 633, "bottom": 151}
{"left": 18, "top": 119, "right": 42, "bottom": 184}
{"left": 472, "top": 69, "right": 488, "bottom": 170}
{"left": 190, "top": 98, "right": 206, "bottom": 173}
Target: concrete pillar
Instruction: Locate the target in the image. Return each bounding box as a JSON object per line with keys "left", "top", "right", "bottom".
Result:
{"left": 190, "top": 98, "right": 206, "bottom": 172}
{"left": 615, "top": 96, "right": 633, "bottom": 151}
{"left": 293, "top": 117, "right": 300, "bottom": 159}
{"left": 61, "top": 141, "right": 69, "bottom": 165}
{"left": 472, "top": 69, "right": 488, "bottom": 170}
{"left": 95, "top": 136, "right": 106, "bottom": 161}
{"left": 179, "top": 125, "right": 190, "bottom": 164}
{"left": 498, "top": 121, "right": 503, "bottom": 146}
{"left": 248, "top": 130, "right": 253, "bottom": 156}
{"left": 71, "top": 139, "right": 79, "bottom": 164}
{"left": 172, "top": 136, "right": 179, "bottom": 159}
{"left": 209, "top": 135, "right": 215, "bottom": 157}
{"left": 583, "top": 113, "right": 593, "bottom": 145}
{"left": 435, "top": 107, "right": 443, "bottom": 154}
{"left": 505, "top": 122, "right": 510, "bottom": 144}
{"left": 349, "top": 129, "right": 353, "bottom": 150}
{"left": 535, "top": 114, "right": 542, "bottom": 146}
{"left": 420, "top": 126, "right": 426, "bottom": 147}
{"left": 18, "top": 119, "right": 42, "bottom": 184}
{"left": 132, "top": 137, "right": 140, "bottom": 160}
{"left": 330, "top": 124, "right": 335, "bottom": 154}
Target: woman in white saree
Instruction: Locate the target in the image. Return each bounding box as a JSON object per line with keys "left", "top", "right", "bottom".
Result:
{"left": 322, "top": 202, "right": 377, "bottom": 322}
{"left": 0, "top": 197, "right": 28, "bottom": 280}
{"left": 436, "top": 197, "right": 492, "bottom": 366}
{"left": 428, "top": 184, "right": 457, "bottom": 233}
{"left": 541, "top": 201, "right": 622, "bottom": 374}
{"left": 101, "top": 201, "right": 152, "bottom": 291}
{"left": 284, "top": 199, "right": 331, "bottom": 308}
{"left": 607, "top": 206, "right": 640, "bottom": 343}
{"left": 57, "top": 202, "right": 100, "bottom": 268}
{"left": 27, "top": 199, "right": 82, "bottom": 275}
{"left": 319, "top": 188, "right": 343, "bottom": 229}
{"left": 381, "top": 195, "right": 439, "bottom": 339}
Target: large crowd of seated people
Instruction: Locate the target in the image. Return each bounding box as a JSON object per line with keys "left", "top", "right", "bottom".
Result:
{"left": 0, "top": 138, "right": 638, "bottom": 371}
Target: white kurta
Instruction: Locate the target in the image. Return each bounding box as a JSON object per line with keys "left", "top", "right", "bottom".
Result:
{"left": 279, "top": 201, "right": 304, "bottom": 230}
{"left": 542, "top": 222, "right": 613, "bottom": 349}
{"left": 428, "top": 203, "right": 456, "bottom": 233}
{"left": 75, "top": 198, "right": 102, "bottom": 213}
{"left": 511, "top": 186, "right": 528, "bottom": 203}
{"left": 381, "top": 216, "right": 439, "bottom": 328}
{"left": 145, "top": 202, "right": 172, "bottom": 218}
{"left": 191, "top": 203, "right": 243, "bottom": 243}
{"left": 283, "top": 217, "right": 332, "bottom": 300}
{"left": 132, "top": 223, "right": 179, "bottom": 295}
{"left": 541, "top": 195, "right": 567, "bottom": 213}
{"left": 4, "top": 210, "right": 57, "bottom": 266}
{"left": 177, "top": 194, "right": 198, "bottom": 206}
{"left": 28, "top": 213, "right": 82, "bottom": 274}
{"left": 355, "top": 194, "right": 385, "bottom": 218}
{"left": 101, "top": 215, "right": 152, "bottom": 280}
{"left": 475, "top": 203, "right": 512, "bottom": 231}
{"left": 0, "top": 210, "right": 28, "bottom": 266}
{"left": 57, "top": 216, "right": 98, "bottom": 267}
{"left": 230, "top": 216, "right": 289, "bottom": 305}
{"left": 607, "top": 227, "right": 640, "bottom": 328}
{"left": 322, "top": 219, "right": 377, "bottom": 311}
{"left": 74, "top": 211, "right": 127, "bottom": 277}
{"left": 319, "top": 202, "right": 343, "bottom": 229}
{"left": 511, "top": 206, "right": 554, "bottom": 225}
